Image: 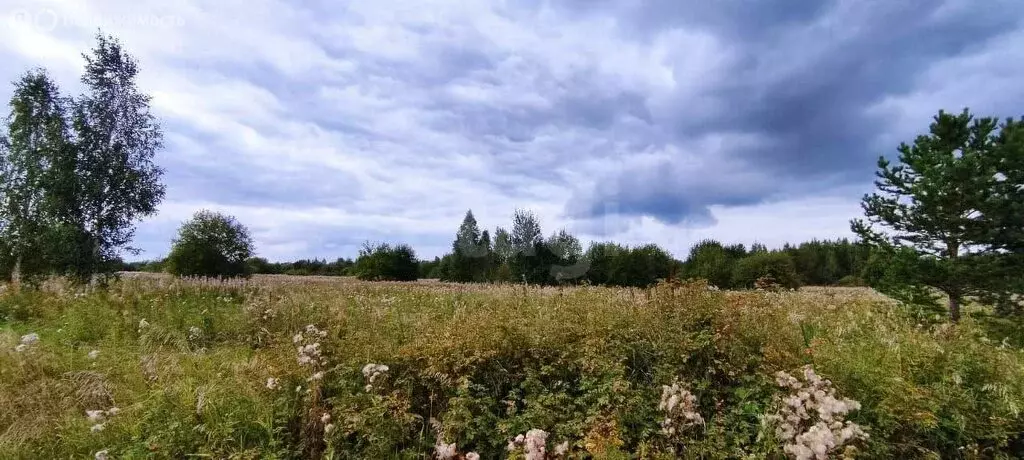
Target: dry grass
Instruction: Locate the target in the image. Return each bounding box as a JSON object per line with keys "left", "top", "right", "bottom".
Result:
{"left": 1, "top": 276, "right": 1022, "bottom": 459}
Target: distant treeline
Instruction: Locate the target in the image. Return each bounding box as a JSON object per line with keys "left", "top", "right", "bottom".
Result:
{"left": 121, "top": 257, "right": 356, "bottom": 277}
{"left": 123, "top": 206, "right": 874, "bottom": 289}
{"left": 121, "top": 232, "right": 870, "bottom": 289}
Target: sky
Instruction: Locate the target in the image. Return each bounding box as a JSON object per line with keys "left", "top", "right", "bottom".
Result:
{"left": 1, "top": 0, "right": 1022, "bottom": 261}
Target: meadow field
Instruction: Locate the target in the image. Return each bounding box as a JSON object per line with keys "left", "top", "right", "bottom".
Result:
{"left": 2, "top": 276, "right": 1024, "bottom": 459}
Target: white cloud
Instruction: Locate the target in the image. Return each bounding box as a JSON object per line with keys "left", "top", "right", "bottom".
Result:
{"left": 0, "top": 0, "right": 1021, "bottom": 262}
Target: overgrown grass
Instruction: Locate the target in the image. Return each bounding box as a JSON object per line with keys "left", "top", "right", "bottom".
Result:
{"left": 1, "top": 276, "right": 1022, "bottom": 459}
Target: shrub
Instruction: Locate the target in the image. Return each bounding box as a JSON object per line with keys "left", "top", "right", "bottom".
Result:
{"left": 165, "top": 210, "right": 254, "bottom": 278}
{"left": 732, "top": 252, "right": 800, "bottom": 289}
{"left": 353, "top": 242, "right": 418, "bottom": 281}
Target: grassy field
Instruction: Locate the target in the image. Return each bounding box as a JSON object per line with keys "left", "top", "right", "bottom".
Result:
{"left": 2, "top": 275, "right": 1023, "bottom": 459}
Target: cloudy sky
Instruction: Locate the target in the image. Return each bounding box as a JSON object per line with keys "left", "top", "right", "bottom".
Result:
{"left": 1, "top": 0, "right": 1022, "bottom": 261}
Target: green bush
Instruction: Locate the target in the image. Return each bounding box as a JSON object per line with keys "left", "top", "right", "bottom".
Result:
{"left": 165, "top": 210, "right": 254, "bottom": 278}
{"left": 731, "top": 252, "right": 800, "bottom": 289}
{"left": 353, "top": 242, "right": 418, "bottom": 281}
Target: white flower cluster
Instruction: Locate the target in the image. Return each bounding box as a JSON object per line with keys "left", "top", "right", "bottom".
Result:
{"left": 293, "top": 325, "right": 327, "bottom": 367}
{"left": 187, "top": 326, "right": 202, "bottom": 342}
{"left": 266, "top": 377, "right": 279, "bottom": 390}
{"left": 94, "top": 449, "right": 109, "bottom": 460}
{"left": 243, "top": 299, "right": 276, "bottom": 321}
{"left": 86, "top": 407, "right": 119, "bottom": 433}
{"left": 507, "top": 429, "right": 567, "bottom": 459}
{"left": 14, "top": 332, "right": 39, "bottom": 352}
{"left": 434, "top": 440, "right": 457, "bottom": 460}
{"left": 658, "top": 382, "right": 704, "bottom": 436}
{"left": 362, "top": 363, "right": 389, "bottom": 391}
{"left": 433, "top": 439, "right": 480, "bottom": 460}
{"left": 321, "top": 412, "right": 335, "bottom": 436}
{"left": 768, "top": 365, "right": 868, "bottom": 460}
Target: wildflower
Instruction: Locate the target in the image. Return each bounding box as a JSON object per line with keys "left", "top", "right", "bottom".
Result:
{"left": 324, "top": 423, "right": 335, "bottom": 434}
{"left": 95, "top": 449, "right": 109, "bottom": 460}
{"left": 435, "top": 441, "right": 457, "bottom": 460}
{"left": 658, "top": 382, "right": 704, "bottom": 436}
{"left": 553, "top": 441, "right": 570, "bottom": 456}
{"left": 362, "top": 363, "right": 389, "bottom": 382}
{"left": 90, "top": 423, "right": 105, "bottom": 433}
{"left": 106, "top": 407, "right": 120, "bottom": 416}
{"left": 305, "top": 324, "right": 328, "bottom": 338}
{"left": 14, "top": 344, "right": 27, "bottom": 353}
{"left": 187, "top": 326, "right": 202, "bottom": 341}
{"left": 86, "top": 410, "right": 106, "bottom": 422}
{"left": 769, "top": 365, "right": 868, "bottom": 459}
{"left": 310, "top": 371, "right": 324, "bottom": 381}
{"left": 321, "top": 413, "right": 331, "bottom": 424}
{"left": 88, "top": 349, "right": 100, "bottom": 360}
{"left": 20, "top": 333, "right": 39, "bottom": 346}
{"left": 266, "top": 377, "right": 279, "bottom": 390}
{"left": 294, "top": 330, "right": 326, "bottom": 367}
{"left": 524, "top": 429, "right": 548, "bottom": 460}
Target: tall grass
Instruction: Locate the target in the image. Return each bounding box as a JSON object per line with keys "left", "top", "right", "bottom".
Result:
{"left": 1, "top": 277, "right": 1022, "bottom": 459}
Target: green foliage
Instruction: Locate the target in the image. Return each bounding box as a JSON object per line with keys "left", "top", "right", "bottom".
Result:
{"left": 682, "top": 240, "right": 741, "bottom": 289}
{"left": 0, "top": 70, "right": 76, "bottom": 285}
{"left": 784, "top": 239, "right": 872, "bottom": 286}
{"left": 860, "top": 247, "right": 945, "bottom": 322}
{"left": 165, "top": 210, "right": 254, "bottom": 278}
{"left": 583, "top": 242, "right": 627, "bottom": 286}
{"left": 353, "top": 242, "right": 418, "bottom": 281}
{"left": 511, "top": 209, "right": 542, "bottom": 256}
{"left": 853, "top": 108, "right": 1024, "bottom": 321}
{"left": 444, "top": 210, "right": 494, "bottom": 283}
{"left": 68, "top": 33, "right": 165, "bottom": 281}
{"left": 0, "top": 33, "right": 164, "bottom": 285}
{"left": 835, "top": 275, "right": 865, "bottom": 287}
{"left": 2, "top": 279, "right": 1023, "bottom": 458}
{"left": 731, "top": 252, "right": 801, "bottom": 290}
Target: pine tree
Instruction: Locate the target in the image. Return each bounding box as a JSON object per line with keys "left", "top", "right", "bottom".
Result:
{"left": 852, "top": 108, "right": 1024, "bottom": 321}
{"left": 449, "top": 210, "right": 488, "bottom": 282}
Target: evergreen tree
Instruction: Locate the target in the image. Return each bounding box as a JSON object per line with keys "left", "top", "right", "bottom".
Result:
{"left": 852, "top": 108, "right": 1024, "bottom": 321}
{"left": 447, "top": 210, "right": 489, "bottom": 282}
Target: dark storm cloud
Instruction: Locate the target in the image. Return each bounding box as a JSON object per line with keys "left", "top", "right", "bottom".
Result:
{"left": 568, "top": 0, "right": 1024, "bottom": 223}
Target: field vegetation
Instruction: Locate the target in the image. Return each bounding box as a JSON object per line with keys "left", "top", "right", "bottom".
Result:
{"left": 3, "top": 275, "right": 1024, "bottom": 459}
